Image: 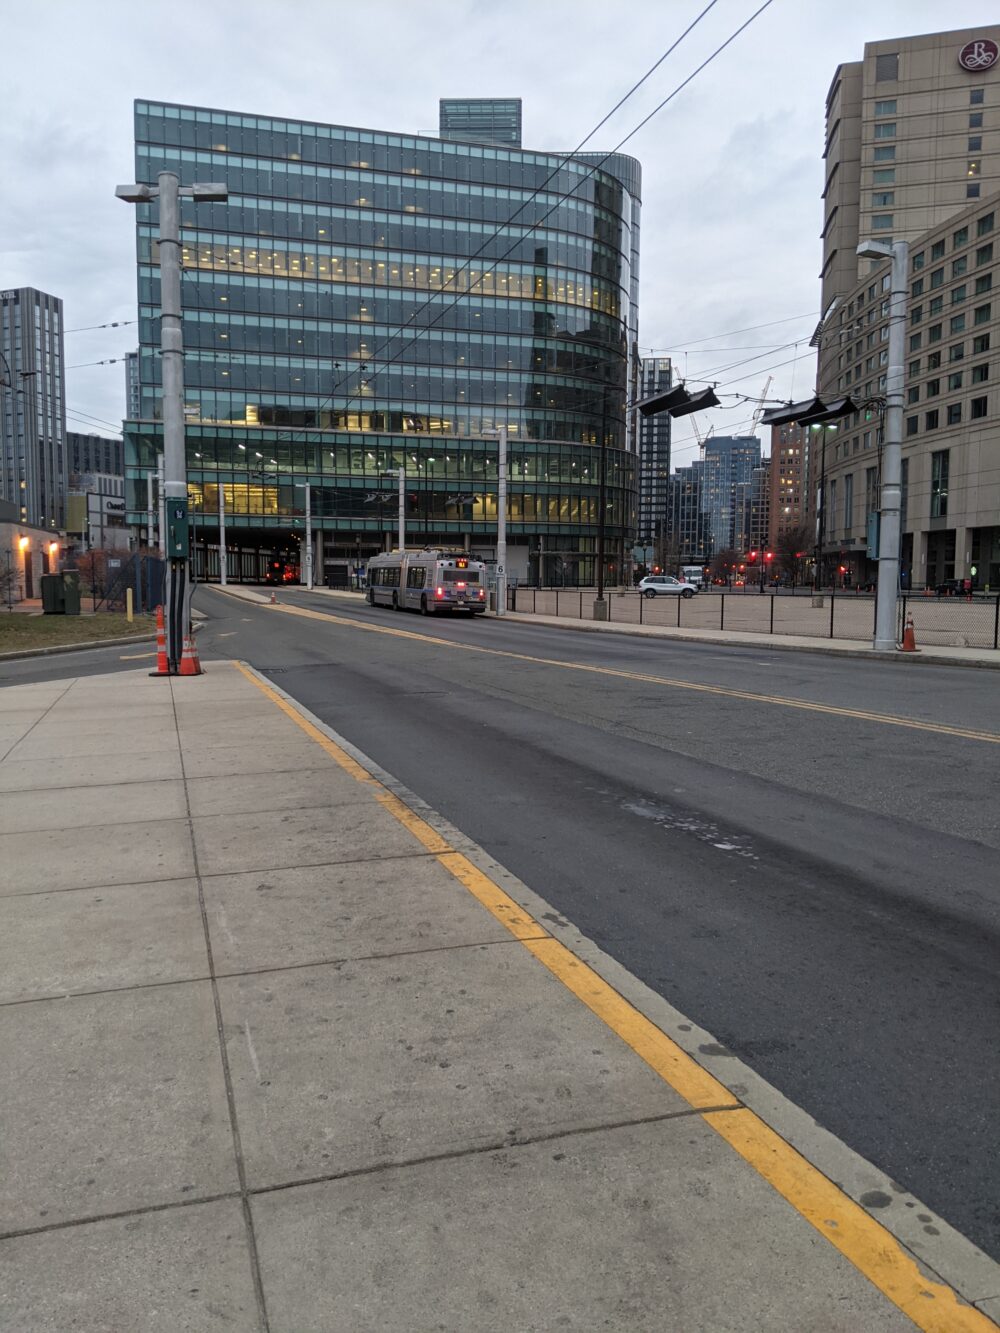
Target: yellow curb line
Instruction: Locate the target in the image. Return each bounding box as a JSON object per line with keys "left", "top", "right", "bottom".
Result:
{"left": 230, "top": 658, "right": 998, "bottom": 1331}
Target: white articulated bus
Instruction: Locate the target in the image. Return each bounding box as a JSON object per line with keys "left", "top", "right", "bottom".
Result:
{"left": 366, "top": 549, "right": 488, "bottom": 616}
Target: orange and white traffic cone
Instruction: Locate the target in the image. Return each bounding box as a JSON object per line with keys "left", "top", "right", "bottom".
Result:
{"left": 269, "top": 589, "right": 278, "bottom": 605}
{"left": 149, "top": 604, "right": 171, "bottom": 677}
{"left": 900, "top": 613, "right": 918, "bottom": 653}
{"left": 177, "top": 631, "right": 203, "bottom": 677}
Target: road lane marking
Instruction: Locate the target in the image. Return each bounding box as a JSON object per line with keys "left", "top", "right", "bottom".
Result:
{"left": 230, "top": 656, "right": 999, "bottom": 1331}
{"left": 250, "top": 597, "right": 1000, "bottom": 746}
{"left": 119, "top": 651, "right": 156, "bottom": 660}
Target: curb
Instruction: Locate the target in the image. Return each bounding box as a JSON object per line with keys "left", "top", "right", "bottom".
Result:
{"left": 497, "top": 612, "right": 1000, "bottom": 671}
{"left": 0, "top": 632, "right": 157, "bottom": 663}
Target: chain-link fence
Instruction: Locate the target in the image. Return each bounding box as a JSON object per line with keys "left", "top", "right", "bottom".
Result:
{"left": 76, "top": 552, "right": 165, "bottom": 614}
{"left": 507, "top": 586, "right": 1000, "bottom": 650}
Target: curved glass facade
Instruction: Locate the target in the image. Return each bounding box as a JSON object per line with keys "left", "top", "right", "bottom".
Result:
{"left": 125, "top": 100, "right": 641, "bottom": 584}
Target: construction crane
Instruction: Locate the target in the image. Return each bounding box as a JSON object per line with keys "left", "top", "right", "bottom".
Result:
{"left": 747, "top": 375, "right": 774, "bottom": 439}
{"left": 690, "top": 413, "right": 715, "bottom": 454}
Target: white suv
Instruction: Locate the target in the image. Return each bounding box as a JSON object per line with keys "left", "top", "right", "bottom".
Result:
{"left": 637, "top": 575, "right": 697, "bottom": 599}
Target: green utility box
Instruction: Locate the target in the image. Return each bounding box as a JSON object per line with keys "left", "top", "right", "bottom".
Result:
{"left": 62, "top": 569, "right": 82, "bottom": 616}
{"left": 40, "top": 573, "right": 65, "bottom": 615}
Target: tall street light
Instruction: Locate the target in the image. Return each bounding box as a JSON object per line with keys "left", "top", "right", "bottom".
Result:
{"left": 116, "top": 173, "right": 227, "bottom": 673}
{"left": 294, "top": 482, "right": 314, "bottom": 590}
{"left": 858, "top": 238, "right": 909, "bottom": 652}
{"left": 482, "top": 426, "right": 507, "bottom": 616}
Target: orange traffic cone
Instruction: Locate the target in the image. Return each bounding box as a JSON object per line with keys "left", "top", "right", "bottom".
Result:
{"left": 269, "top": 589, "right": 278, "bottom": 605}
{"left": 149, "top": 604, "right": 170, "bottom": 677}
{"left": 900, "top": 613, "right": 918, "bottom": 653}
{"left": 178, "top": 631, "right": 203, "bottom": 677}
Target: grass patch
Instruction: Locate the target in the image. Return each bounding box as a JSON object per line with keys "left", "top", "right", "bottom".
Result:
{"left": 0, "top": 613, "right": 156, "bottom": 653}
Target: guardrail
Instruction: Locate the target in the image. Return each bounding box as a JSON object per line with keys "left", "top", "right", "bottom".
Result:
{"left": 507, "top": 586, "right": 1000, "bottom": 650}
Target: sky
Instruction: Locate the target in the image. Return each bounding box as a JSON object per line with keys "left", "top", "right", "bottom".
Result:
{"left": 2, "top": 0, "right": 997, "bottom": 466}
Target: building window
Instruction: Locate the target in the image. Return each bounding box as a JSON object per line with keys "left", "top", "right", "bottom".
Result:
{"left": 906, "top": 415, "right": 919, "bottom": 436}
{"left": 928, "top": 323, "right": 943, "bottom": 343}
{"left": 873, "top": 145, "right": 896, "bottom": 162}
{"left": 927, "top": 350, "right": 942, "bottom": 369}
{"left": 968, "top": 159, "right": 982, "bottom": 177}
{"left": 875, "top": 53, "right": 899, "bottom": 81}
{"left": 954, "top": 226, "right": 969, "bottom": 248}
{"left": 910, "top": 305, "right": 923, "bottom": 324}
{"left": 970, "top": 112, "right": 984, "bottom": 129}
{"left": 974, "top": 302, "right": 991, "bottom": 325}
{"left": 932, "top": 241, "right": 946, "bottom": 261}
{"left": 844, "top": 473, "right": 854, "bottom": 530}
{"left": 969, "top": 135, "right": 983, "bottom": 152}
{"left": 972, "top": 362, "right": 989, "bottom": 384}
{"left": 874, "top": 122, "right": 896, "bottom": 139}
{"left": 926, "top": 378, "right": 941, "bottom": 397}
{"left": 968, "top": 184, "right": 981, "bottom": 199}
{"left": 971, "top": 395, "right": 988, "bottom": 419}
{"left": 948, "top": 372, "right": 963, "bottom": 390}
{"left": 947, "top": 403, "right": 962, "bottom": 426}
{"left": 977, "top": 212, "right": 994, "bottom": 236}
{"left": 872, "top": 213, "right": 893, "bottom": 230}
{"left": 930, "top": 267, "right": 945, "bottom": 288}
{"left": 872, "top": 192, "right": 894, "bottom": 208}
{"left": 931, "top": 450, "right": 949, "bottom": 516}
{"left": 949, "top": 342, "right": 965, "bottom": 362}
{"left": 874, "top": 168, "right": 896, "bottom": 185}
{"left": 975, "top": 273, "right": 992, "bottom": 295}
{"left": 909, "top": 332, "right": 922, "bottom": 352}
{"left": 973, "top": 333, "right": 991, "bottom": 354}
{"left": 953, "top": 257, "right": 968, "bottom": 278}
{"left": 912, "top": 250, "right": 925, "bottom": 270}
{"left": 950, "top": 314, "right": 966, "bottom": 334}
{"left": 907, "top": 386, "right": 920, "bottom": 404}
{"left": 971, "top": 88, "right": 985, "bottom": 105}
{"left": 874, "top": 98, "right": 897, "bottom": 115}
{"left": 952, "top": 284, "right": 967, "bottom": 304}
{"left": 908, "top": 358, "right": 921, "bottom": 375}
{"left": 929, "top": 295, "right": 944, "bottom": 315}
{"left": 911, "top": 277, "right": 924, "bottom": 297}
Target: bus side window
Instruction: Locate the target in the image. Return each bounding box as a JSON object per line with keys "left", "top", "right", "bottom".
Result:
{"left": 408, "top": 566, "right": 425, "bottom": 588}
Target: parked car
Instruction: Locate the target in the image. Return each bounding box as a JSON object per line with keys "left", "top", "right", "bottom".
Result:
{"left": 638, "top": 575, "right": 697, "bottom": 599}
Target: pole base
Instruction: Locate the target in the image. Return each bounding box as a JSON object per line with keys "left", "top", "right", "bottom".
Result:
{"left": 592, "top": 598, "right": 608, "bottom": 621}
{"left": 811, "top": 594, "right": 824, "bottom": 608}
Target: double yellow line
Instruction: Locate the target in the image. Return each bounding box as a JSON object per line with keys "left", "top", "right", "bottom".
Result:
{"left": 232, "top": 656, "right": 998, "bottom": 1331}
{"left": 259, "top": 598, "right": 1000, "bottom": 746}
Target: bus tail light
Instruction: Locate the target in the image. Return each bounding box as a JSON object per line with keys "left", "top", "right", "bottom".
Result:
{"left": 435, "top": 586, "right": 445, "bottom": 599}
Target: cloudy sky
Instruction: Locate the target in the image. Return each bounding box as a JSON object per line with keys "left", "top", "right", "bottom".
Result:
{"left": 2, "top": 0, "right": 996, "bottom": 465}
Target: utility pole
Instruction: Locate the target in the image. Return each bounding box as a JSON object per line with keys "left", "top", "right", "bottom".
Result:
{"left": 116, "top": 173, "right": 227, "bottom": 672}
{"left": 858, "top": 238, "right": 909, "bottom": 651}
{"left": 218, "top": 479, "right": 228, "bottom": 586}
{"left": 397, "top": 465, "right": 406, "bottom": 553}
{"left": 594, "top": 390, "right": 608, "bottom": 619}
{"left": 156, "top": 454, "right": 166, "bottom": 557}
{"left": 496, "top": 425, "right": 507, "bottom": 616}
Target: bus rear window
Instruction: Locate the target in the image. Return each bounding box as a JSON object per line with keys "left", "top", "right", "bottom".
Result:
{"left": 443, "top": 569, "right": 479, "bottom": 583}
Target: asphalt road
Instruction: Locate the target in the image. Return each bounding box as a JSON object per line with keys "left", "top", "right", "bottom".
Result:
{"left": 10, "top": 588, "right": 1000, "bottom": 1260}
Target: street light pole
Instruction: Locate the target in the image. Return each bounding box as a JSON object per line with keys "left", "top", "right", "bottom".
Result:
{"left": 496, "top": 425, "right": 507, "bottom": 616}
{"left": 858, "top": 238, "right": 909, "bottom": 651}
{"left": 594, "top": 390, "right": 608, "bottom": 619}
{"left": 116, "top": 173, "right": 227, "bottom": 672}
{"left": 397, "top": 465, "right": 406, "bottom": 553}
{"left": 218, "top": 479, "right": 228, "bottom": 586}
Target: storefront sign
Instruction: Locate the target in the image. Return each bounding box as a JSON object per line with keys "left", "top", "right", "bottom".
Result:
{"left": 959, "top": 39, "right": 999, "bottom": 71}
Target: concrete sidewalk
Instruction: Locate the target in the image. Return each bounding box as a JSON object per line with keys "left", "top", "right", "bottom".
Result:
{"left": 1, "top": 663, "right": 997, "bottom": 1330}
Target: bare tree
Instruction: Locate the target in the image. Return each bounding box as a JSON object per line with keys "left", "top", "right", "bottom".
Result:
{"left": 775, "top": 523, "right": 812, "bottom": 585}
{"left": 710, "top": 547, "right": 740, "bottom": 583}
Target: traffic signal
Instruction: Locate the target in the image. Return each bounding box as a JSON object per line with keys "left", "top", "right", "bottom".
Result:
{"left": 748, "top": 550, "right": 758, "bottom": 563}
{"left": 765, "top": 551, "right": 774, "bottom": 563}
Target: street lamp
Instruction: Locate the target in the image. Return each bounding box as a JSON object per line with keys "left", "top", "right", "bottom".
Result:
{"left": 857, "top": 238, "right": 909, "bottom": 651}
{"left": 116, "top": 173, "right": 228, "bottom": 673}
{"left": 482, "top": 426, "right": 507, "bottom": 617}
{"left": 294, "top": 482, "right": 313, "bottom": 590}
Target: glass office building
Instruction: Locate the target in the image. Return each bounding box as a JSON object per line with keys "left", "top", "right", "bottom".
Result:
{"left": 439, "top": 98, "right": 523, "bottom": 148}
{"left": 124, "top": 101, "right": 641, "bottom": 585}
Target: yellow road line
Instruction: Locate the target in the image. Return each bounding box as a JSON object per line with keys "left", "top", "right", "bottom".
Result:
{"left": 119, "top": 651, "right": 156, "bottom": 660}
{"left": 230, "top": 656, "right": 997, "bottom": 1331}
{"left": 258, "top": 599, "right": 1000, "bottom": 745}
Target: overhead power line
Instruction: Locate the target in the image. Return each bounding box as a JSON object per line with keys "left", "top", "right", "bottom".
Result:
{"left": 65, "top": 319, "right": 136, "bottom": 335}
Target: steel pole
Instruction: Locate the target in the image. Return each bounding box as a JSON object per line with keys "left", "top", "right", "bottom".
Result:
{"left": 218, "top": 478, "right": 227, "bottom": 585}
{"left": 146, "top": 470, "right": 155, "bottom": 549}
{"left": 593, "top": 391, "right": 608, "bottom": 619}
{"left": 157, "top": 454, "right": 166, "bottom": 558}
{"left": 495, "top": 425, "right": 507, "bottom": 617}
{"left": 398, "top": 466, "right": 406, "bottom": 553}
{"left": 873, "top": 239, "right": 909, "bottom": 651}
{"left": 305, "top": 484, "right": 314, "bottom": 590}
{"left": 157, "top": 171, "right": 188, "bottom": 669}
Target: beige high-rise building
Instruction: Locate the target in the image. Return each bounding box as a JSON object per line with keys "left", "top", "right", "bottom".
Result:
{"left": 814, "top": 27, "right": 1000, "bottom": 592}
{"left": 822, "top": 26, "right": 1000, "bottom": 319}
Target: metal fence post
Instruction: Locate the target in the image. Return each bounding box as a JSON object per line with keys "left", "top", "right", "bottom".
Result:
{"left": 677, "top": 595, "right": 681, "bottom": 627}
{"left": 639, "top": 593, "right": 643, "bottom": 626}
{"left": 770, "top": 594, "right": 774, "bottom": 634}
{"left": 579, "top": 590, "right": 583, "bottom": 619}
{"left": 555, "top": 589, "right": 560, "bottom": 618}
{"left": 720, "top": 593, "right": 725, "bottom": 631}
{"left": 994, "top": 595, "right": 999, "bottom": 651}
{"left": 607, "top": 592, "right": 612, "bottom": 622}
{"left": 829, "top": 588, "right": 835, "bottom": 639}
